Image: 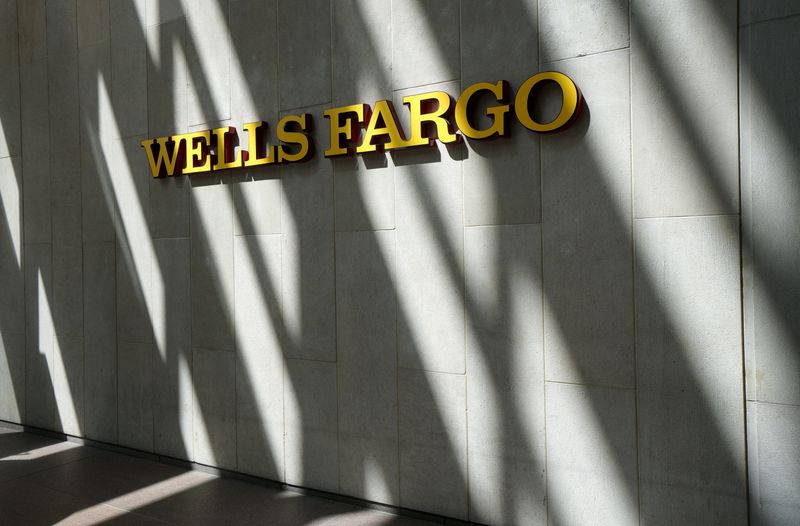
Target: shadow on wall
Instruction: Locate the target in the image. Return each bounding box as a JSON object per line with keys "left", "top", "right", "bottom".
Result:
{"left": 0, "top": 0, "right": 799, "bottom": 524}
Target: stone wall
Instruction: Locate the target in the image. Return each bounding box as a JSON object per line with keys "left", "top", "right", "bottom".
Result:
{"left": 0, "top": 0, "right": 795, "bottom": 524}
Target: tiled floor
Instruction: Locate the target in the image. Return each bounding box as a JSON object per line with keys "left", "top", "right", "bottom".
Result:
{"left": 0, "top": 424, "right": 434, "bottom": 526}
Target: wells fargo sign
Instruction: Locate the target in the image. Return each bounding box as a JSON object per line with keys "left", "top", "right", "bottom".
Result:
{"left": 141, "top": 72, "right": 582, "bottom": 178}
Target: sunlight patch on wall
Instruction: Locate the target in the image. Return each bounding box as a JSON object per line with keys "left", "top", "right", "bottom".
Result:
{"left": 0, "top": 156, "right": 21, "bottom": 267}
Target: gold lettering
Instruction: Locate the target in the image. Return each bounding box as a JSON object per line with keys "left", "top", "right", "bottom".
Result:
{"left": 323, "top": 104, "right": 368, "bottom": 157}
{"left": 402, "top": 91, "right": 459, "bottom": 147}
{"left": 140, "top": 136, "right": 186, "bottom": 178}
{"left": 242, "top": 121, "right": 277, "bottom": 167}
{"left": 454, "top": 81, "right": 510, "bottom": 140}
{"left": 211, "top": 126, "right": 243, "bottom": 170}
{"left": 176, "top": 131, "right": 211, "bottom": 174}
{"left": 277, "top": 113, "right": 312, "bottom": 163}
{"left": 356, "top": 100, "right": 407, "bottom": 154}
{"left": 514, "top": 72, "right": 581, "bottom": 133}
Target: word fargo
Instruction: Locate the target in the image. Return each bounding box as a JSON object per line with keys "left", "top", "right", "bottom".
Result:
{"left": 141, "top": 71, "right": 581, "bottom": 178}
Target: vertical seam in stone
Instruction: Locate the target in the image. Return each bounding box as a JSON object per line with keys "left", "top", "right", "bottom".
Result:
{"left": 189, "top": 134, "right": 196, "bottom": 462}
{"left": 226, "top": 0, "right": 232, "bottom": 124}
{"left": 275, "top": 0, "right": 282, "bottom": 113}
{"left": 275, "top": 0, "right": 287, "bottom": 484}
{"left": 143, "top": 7, "right": 158, "bottom": 455}
{"left": 77, "top": 1, "right": 87, "bottom": 442}
{"left": 329, "top": 0, "right": 344, "bottom": 496}
{"left": 536, "top": 2, "right": 552, "bottom": 524}
{"left": 75, "top": 2, "right": 90, "bottom": 441}
{"left": 628, "top": 2, "right": 643, "bottom": 524}
{"left": 332, "top": 201, "right": 343, "bottom": 492}
{"left": 331, "top": 118, "right": 342, "bottom": 491}
{"left": 388, "top": 0, "right": 403, "bottom": 506}
{"left": 42, "top": 0, "right": 56, "bottom": 432}
{"left": 113, "top": 243, "right": 119, "bottom": 443}
{"left": 328, "top": 0, "right": 334, "bottom": 108}
{"left": 15, "top": 0, "right": 28, "bottom": 426}
{"left": 456, "top": 0, "right": 471, "bottom": 521}
{"left": 735, "top": 1, "right": 753, "bottom": 521}
{"left": 232, "top": 182, "right": 240, "bottom": 470}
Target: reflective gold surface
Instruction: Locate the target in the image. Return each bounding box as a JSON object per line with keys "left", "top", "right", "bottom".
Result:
{"left": 277, "top": 113, "right": 312, "bottom": 163}
{"left": 211, "top": 126, "right": 243, "bottom": 170}
{"left": 141, "top": 71, "right": 581, "bottom": 176}
{"left": 323, "top": 103, "right": 368, "bottom": 157}
{"left": 514, "top": 71, "right": 581, "bottom": 133}
{"left": 356, "top": 100, "right": 407, "bottom": 154}
{"left": 242, "top": 121, "right": 277, "bottom": 167}
{"left": 454, "top": 80, "right": 510, "bottom": 140}
{"left": 401, "top": 91, "right": 459, "bottom": 147}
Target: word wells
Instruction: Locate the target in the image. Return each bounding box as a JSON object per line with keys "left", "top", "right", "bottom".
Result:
{"left": 141, "top": 114, "right": 312, "bottom": 178}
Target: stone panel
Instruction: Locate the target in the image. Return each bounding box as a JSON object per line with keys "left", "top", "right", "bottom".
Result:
{"left": 546, "top": 382, "right": 638, "bottom": 526}
{"left": 229, "top": 0, "right": 277, "bottom": 124}
{"left": 631, "top": 0, "right": 738, "bottom": 218}
{"left": 191, "top": 180, "right": 234, "bottom": 351}
{"left": 399, "top": 368, "right": 467, "bottom": 519}
{"left": 83, "top": 241, "right": 117, "bottom": 443}
{"left": 284, "top": 358, "right": 339, "bottom": 492}
{"left": 51, "top": 248, "right": 83, "bottom": 347}
{"left": 45, "top": 0, "right": 77, "bottom": 58}
{"left": 114, "top": 135, "right": 154, "bottom": 345}
{"left": 747, "top": 401, "right": 800, "bottom": 525}
{"left": 461, "top": 0, "right": 538, "bottom": 85}
{"left": 20, "top": 59, "right": 51, "bottom": 245}
{"left": 79, "top": 41, "right": 116, "bottom": 244}
{"left": 0, "top": 332, "right": 25, "bottom": 423}
{"left": 150, "top": 176, "right": 190, "bottom": 240}
{"left": 0, "top": 159, "right": 23, "bottom": 426}
{"left": 234, "top": 234, "right": 284, "bottom": 481}
{"left": 394, "top": 84, "right": 465, "bottom": 374}
{"left": 185, "top": 0, "right": 231, "bottom": 126}
{"left": 77, "top": 0, "right": 110, "bottom": 48}
{"left": 0, "top": 0, "right": 21, "bottom": 158}
{"left": 146, "top": 18, "right": 188, "bottom": 138}
{"left": 336, "top": 229, "right": 398, "bottom": 504}
{"left": 24, "top": 243, "right": 55, "bottom": 430}
{"left": 333, "top": 157, "right": 395, "bottom": 232}
{"left": 0, "top": 157, "right": 24, "bottom": 336}
{"left": 465, "top": 224, "right": 546, "bottom": 525}
{"left": 110, "top": 0, "right": 148, "bottom": 138}
{"left": 233, "top": 178, "right": 281, "bottom": 236}
{"left": 52, "top": 335, "right": 84, "bottom": 436}
{"left": 463, "top": 124, "right": 540, "bottom": 227}
{"left": 118, "top": 341, "right": 154, "bottom": 452}
{"left": 540, "top": 0, "right": 629, "bottom": 62}
{"left": 18, "top": 0, "right": 47, "bottom": 65}
{"left": 281, "top": 108, "right": 336, "bottom": 362}
{"left": 49, "top": 36, "right": 83, "bottom": 340}
{"left": 152, "top": 237, "right": 193, "bottom": 460}
{"left": 392, "top": 0, "right": 460, "bottom": 90}
{"left": 542, "top": 50, "right": 634, "bottom": 388}
{"left": 332, "top": 0, "right": 391, "bottom": 105}
{"left": 193, "top": 347, "right": 236, "bottom": 470}
{"left": 741, "top": 0, "right": 800, "bottom": 25}
{"left": 277, "top": 0, "right": 331, "bottom": 110}
{"left": 635, "top": 215, "right": 746, "bottom": 525}
{"left": 145, "top": 0, "right": 183, "bottom": 26}
{"left": 741, "top": 15, "right": 800, "bottom": 406}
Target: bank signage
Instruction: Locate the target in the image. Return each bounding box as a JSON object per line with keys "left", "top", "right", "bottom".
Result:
{"left": 141, "top": 72, "right": 582, "bottom": 178}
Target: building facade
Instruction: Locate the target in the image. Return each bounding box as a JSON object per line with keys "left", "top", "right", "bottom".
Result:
{"left": 0, "top": 0, "right": 797, "bottom": 524}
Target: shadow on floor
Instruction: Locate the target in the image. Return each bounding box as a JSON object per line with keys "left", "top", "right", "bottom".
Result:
{"left": 0, "top": 423, "right": 442, "bottom": 526}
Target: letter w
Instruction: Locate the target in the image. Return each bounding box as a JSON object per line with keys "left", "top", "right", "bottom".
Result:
{"left": 141, "top": 137, "right": 185, "bottom": 178}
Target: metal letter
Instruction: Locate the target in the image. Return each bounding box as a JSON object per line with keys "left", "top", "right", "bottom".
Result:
{"left": 514, "top": 72, "right": 582, "bottom": 133}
